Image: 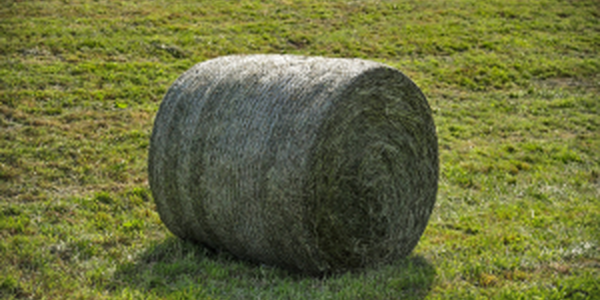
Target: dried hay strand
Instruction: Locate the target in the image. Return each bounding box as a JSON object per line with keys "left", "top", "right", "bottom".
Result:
{"left": 148, "top": 54, "right": 439, "bottom": 275}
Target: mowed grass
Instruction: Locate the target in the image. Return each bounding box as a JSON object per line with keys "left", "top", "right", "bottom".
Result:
{"left": 1, "top": 0, "right": 599, "bottom": 299}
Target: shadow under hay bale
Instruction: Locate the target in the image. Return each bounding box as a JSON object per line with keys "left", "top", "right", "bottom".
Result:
{"left": 148, "top": 54, "right": 439, "bottom": 276}
{"left": 111, "top": 236, "right": 437, "bottom": 298}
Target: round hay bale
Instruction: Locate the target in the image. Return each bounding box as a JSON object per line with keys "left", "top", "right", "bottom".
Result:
{"left": 148, "top": 54, "right": 439, "bottom": 275}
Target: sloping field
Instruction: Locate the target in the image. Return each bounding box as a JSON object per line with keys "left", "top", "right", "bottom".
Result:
{"left": 0, "top": 0, "right": 598, "bottom": 299}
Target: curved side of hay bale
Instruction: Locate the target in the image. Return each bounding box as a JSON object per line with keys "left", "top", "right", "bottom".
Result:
{"left": 148, "top": 55, "right": 438, "bottom": 275}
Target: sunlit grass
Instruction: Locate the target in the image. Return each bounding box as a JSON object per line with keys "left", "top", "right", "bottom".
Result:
{"left": 1, "top": 0, "right": 598, "bottom": 299}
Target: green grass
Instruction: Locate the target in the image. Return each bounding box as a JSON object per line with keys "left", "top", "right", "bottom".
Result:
{"left": 1, "top": 0, "right": 599, "bottom": 298}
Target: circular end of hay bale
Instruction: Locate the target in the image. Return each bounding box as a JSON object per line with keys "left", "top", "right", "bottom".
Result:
{"left": 307, "top": 67, "right": 438, "bottom": 271}
{"left": 148, "top": 55, "right": 438, "bottom": 275}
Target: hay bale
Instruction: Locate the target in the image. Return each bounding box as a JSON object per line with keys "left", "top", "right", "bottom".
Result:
{"left": 148, "top": 54, "right": 439, "bottom": 275}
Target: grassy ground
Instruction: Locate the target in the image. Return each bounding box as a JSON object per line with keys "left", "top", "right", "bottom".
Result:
{"left": 1, "top": 0, "right": 599, "bottom": 299}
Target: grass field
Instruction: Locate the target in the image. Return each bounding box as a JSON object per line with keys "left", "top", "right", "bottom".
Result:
{"left": 1, "top": 0, "right": 599, "bottom": 299}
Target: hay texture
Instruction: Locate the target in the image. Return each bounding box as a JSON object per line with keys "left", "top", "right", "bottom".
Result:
{"left": 148, "top": 54, "right": 439, "bottom": 275}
